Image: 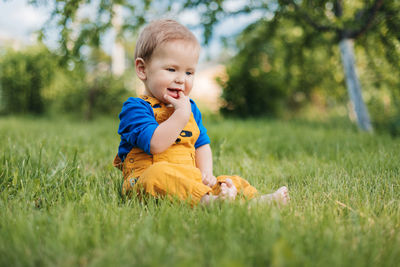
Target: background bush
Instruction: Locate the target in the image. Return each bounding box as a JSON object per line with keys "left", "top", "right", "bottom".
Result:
{"left": 0, "top": 45, "right": 57, "bottom": 115}
{"left": 219, "top": 19, "right": 345, "bottom": 118}
{"left": 46, "top": 68, "right": 132, "bottom": 119}
{"left": 219, "top": 16, "right": 400, "bottom": 135}
{"left": 0, "top": 45, "right": 133, "bottom": 119}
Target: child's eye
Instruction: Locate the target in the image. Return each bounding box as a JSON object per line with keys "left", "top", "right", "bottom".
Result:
{"left": 186, "top": 71, "right": 193, "bottom": 75}
{"left": 167, "top": 68, "right": 175, "bottom": 72}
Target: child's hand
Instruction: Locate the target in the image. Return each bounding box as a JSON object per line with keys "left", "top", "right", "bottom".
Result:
{"left": 219, "top": 178, "right": 237, "bottom": 201}
{"left": 164, "top": 91, "right": 191, "bottom": 120}
{"left": 202, "top": 173, "right": 217, "bottom": 187}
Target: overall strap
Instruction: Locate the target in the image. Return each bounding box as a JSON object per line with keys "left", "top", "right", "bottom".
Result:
{"left": 140, "top": 95, "right": 174, "bottom": 124}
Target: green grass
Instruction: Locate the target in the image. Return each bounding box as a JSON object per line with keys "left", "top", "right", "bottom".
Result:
{"left": 0, "top": 115, "right": 399, "bottom": 267}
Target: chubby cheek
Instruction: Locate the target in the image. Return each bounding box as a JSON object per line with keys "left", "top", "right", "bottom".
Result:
{"left": 152, "top": 77, "right": 169, "bottom": 92}
{"left": 184, "top": 79, "right": 194, "bottom": 94}
{"left": 159, "top": 74, "right": 174, "bottom": 88}
{"left": 185, "top": 84, "right": 193, "bottom": 95}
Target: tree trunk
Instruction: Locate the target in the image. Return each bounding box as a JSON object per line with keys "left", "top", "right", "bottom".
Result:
{"left": 339, "top": 38, "right": 373, "bottom": 132}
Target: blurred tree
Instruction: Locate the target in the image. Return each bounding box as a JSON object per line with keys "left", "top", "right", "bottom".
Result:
{"left": 31, "top": 0, "right": 154, "bottom": 62}
{"left": 44, "top": 47, "right": 131, "bottom": 119}
{"left": 184, "top": 0, "right": 399, "bottom": 132}
{"left": 31, "top": 0, "right": 400, "bottom": 130}
{"left": 0, "top": 45, "right": 58, "bottom": 114}
{"left": 217, "top": 17, "right": 343, "bottom": 118}
{"left": 28, "top": 0, "right": 145, "bottom": 119}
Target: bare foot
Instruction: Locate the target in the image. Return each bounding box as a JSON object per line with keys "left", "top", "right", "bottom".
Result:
{"left": 200, "top": 178, "right": 238, "bottom": 204}
{"left": 256, "top": 186, "right": 289, "bottom": 205}
{"left": 219, "top": 178, "right": 237, "bottom": 201}
{"left": 200, "top": 193, "right": 216, "bottom": 204}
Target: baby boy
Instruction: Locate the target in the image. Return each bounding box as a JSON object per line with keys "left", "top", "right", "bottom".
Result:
{"left": 113, "top": 19, "right": 289, "bottom": 205}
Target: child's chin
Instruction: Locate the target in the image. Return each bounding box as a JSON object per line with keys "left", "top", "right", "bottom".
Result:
{"left": 161, "top": 96, "right": 172, "bottom": 104}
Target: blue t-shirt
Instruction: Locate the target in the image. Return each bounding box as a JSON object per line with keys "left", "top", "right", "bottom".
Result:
{"left": 118, "top": 97, "right": 210, "bottom": 161}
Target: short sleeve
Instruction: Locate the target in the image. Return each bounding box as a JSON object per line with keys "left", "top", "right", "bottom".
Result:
{"left": 118, "top": 98, "right": 159, "bottom": 159}
{"left": 191, "top": 99, "right": 210, "bottom": 148}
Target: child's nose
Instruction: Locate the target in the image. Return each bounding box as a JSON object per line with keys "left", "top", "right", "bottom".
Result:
{"left": 174, "top": 73, "right": 185, "bottom": 84}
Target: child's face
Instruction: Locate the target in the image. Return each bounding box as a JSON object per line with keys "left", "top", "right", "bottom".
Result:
{"left": 138, "top": 40, "right": 200, "bottom": 104}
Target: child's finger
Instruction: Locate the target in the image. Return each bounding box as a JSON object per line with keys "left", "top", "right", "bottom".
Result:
{"left": 225, "top": 178, "right": 233, "bottom": 188}
{"left": 177, "top": 91, "right": 185, "bottom": 98}
{"left": 208, "top": 176, "right": 217, "bottom": 187}
{"left": 209, "top": 178, "right": 216, "bottom": 187}
{"left": 164, "top": 94, "right": 177, "bottom": 104}
{"left": 220, "top": 187, "right": 227, "bottom": 195}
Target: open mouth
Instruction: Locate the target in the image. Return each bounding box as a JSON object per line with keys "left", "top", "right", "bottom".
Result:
{"left": 167, "top": 88, "right": 183, "bottom": 99}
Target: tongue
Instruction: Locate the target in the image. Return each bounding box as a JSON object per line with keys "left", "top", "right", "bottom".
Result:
{"left": 169, "top": 89, "right": 179, "bottom": 99}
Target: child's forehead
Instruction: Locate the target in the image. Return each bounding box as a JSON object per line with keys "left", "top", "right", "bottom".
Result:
{"left": 153, "top": 39, "right": 200, "bottom": 56}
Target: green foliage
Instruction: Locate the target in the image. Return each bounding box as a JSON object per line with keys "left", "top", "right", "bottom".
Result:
{"left": 0, "top": 45, "right": 132, "bottom": 119}
{"left": 47, "top": 66, "right": 132, "bottom": 119}
{"left": 355, "top": 0, "right": 400, "bottom": 135}
{"left": 0, "top": 45, "right": 58, "bottom": 114}
{"left": 33, "top": 0, "right": 153, "bottom": 61}
{"left": 214, "top": 0, "right": 400, "bottom": 132}
{"left": 1, "top": 116, "right": 399, "bottom": 266}
{"left": 26, "top": 0, "right": 400, "bottom": 132}
{"left": 220, "top": 18, "right": 346, "bottom": 117}
{"left": 220, "top": 64, "right": 286, "bottom": 117}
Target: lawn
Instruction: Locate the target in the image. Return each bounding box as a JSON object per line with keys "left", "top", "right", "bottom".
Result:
{"left": 0, "top": 115, "right": 399, "bottom": 267}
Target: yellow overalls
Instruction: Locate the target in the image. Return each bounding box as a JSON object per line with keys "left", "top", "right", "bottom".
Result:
{"left": 113, "top": 95, "right": 258, "bottom": 204}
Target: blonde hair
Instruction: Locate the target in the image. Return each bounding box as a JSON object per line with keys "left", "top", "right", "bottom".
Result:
{"left": 134, "top": 19, "right": 199, "bottom": 61}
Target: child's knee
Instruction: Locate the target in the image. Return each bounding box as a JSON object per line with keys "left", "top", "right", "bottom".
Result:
{"left": 137, "top": 162, "right": 170, "bottom": 186}
{"left": 144, "top": 161, "right": 170, "bottom": 176}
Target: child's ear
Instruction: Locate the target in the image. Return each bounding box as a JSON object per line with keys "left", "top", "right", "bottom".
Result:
{"left": 135, "top": 58, "right": 147, "bottom": 80}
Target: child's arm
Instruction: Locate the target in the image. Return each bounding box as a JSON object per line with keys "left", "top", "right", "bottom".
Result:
{"left": 195, "top": 144, "right": 217, "bottom": 187}
{"left": 150, "top": 92, "right": 191, "bottom": 154}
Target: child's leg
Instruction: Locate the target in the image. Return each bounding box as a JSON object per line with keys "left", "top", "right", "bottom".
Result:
{"left": 254, "top": 186, "right": 289, "bottom": 205}
{"left": 134, "top": 162, "right": 211, "bottom": 204}
{"left": 200, "top": 178, "right": 238, "bottom": 204}
{"left": 212, "top": 175, "right": 258, "bottom": 199}
{"left": 214, "top": 175, "right": 289, "bottom": 205}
